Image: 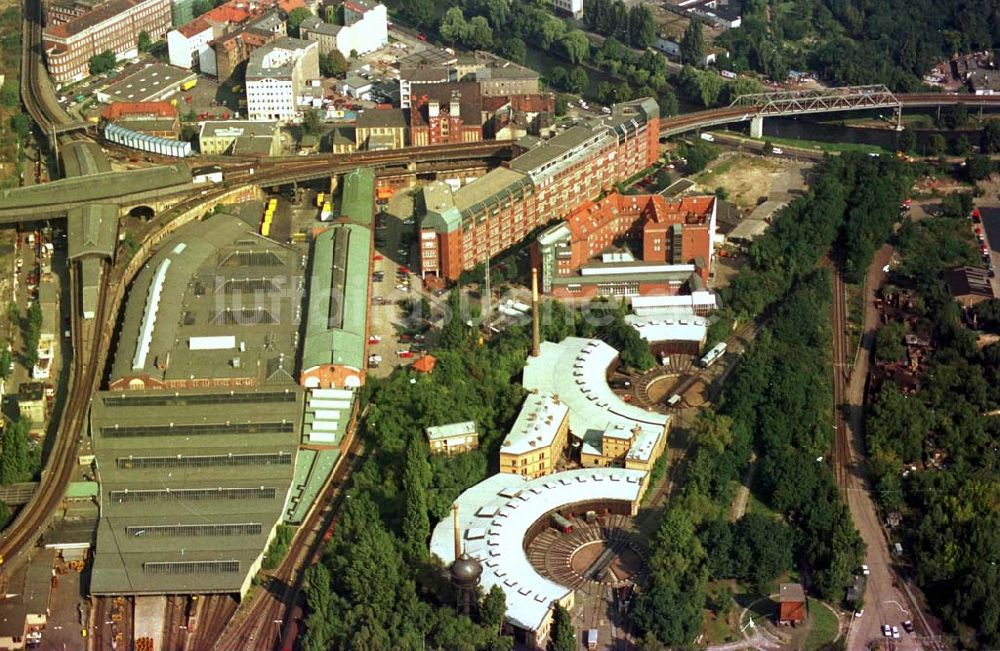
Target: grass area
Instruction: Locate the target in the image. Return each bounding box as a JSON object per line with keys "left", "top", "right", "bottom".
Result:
{"left": 762, "top": 134, "right": 888, "bottom": 154}
{"left": 805, "top": 599, "right": 841, "bottom": 650}
{"left": 700, "top": 581, "right": 741, "bottom": 645}
{"left": 745, "top": 489, "right": 779, "bottom": 518}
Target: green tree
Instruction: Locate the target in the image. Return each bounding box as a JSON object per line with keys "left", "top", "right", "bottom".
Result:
{"left": 440, "top": 7, "right": 468, "bottom": 45}
{"left": 561, "top": 30, "right": 590, "bottom": 65}
{"left": 727, "top": 76, "right": 764, "bottom": 102}
{"left": 401, "top": 436, "right": 431, "bottom": 560}
{"left": 137, "top": 30, "right": 152, "bottom": 53}
{"left": 0, "top": 418, "right": 29, "bottom": 485}
{"left": 983, "top": 120, "right": 1000, "bottom": 153}
{"left": 88, "top": 50, "right": 117, "bottom": 76}
{"left": 966, "top": 154, "right": 992, "bottom": 181}
{"left": 301, "top": 563, "right": 337, "bottom": 650}
{"left": 954, "top": 134, "right": 972, "bottom": 156}
{"left": 714, "top": 186, "right": 728, "bottom": 200}
{"left": 940, "top": 192, "right": 973, "bottom": 219}
{"left": 684, "top": 139, "right": 718, "bottom": 173}
{"left": 439, "top": 291, "right": 468, "bottom": 351}
{"left": 680, "top": 19, "right": 705, "bottom": 66}
{"left": 927, "top": 133, "right": 947, "bottom": 156}
{"left": 0, "top": 348, "right": 11, "bottom": 380}
{"left": 0, "top": 82, "right": 19, "bottom": 108}
{"left": 732, "top": 513, "right": 794, "bottom": 591}
{"left": 554, "top": 94, "right": 569, "bottom": 116}
{"left": 287, "top": 7, "right": 312, "bottom": 38}
{"left": 874, "top": 321, "right": 907, "bottom": 363}
{"left": 566, "top": 67, "right": 588, "bottom": 94}
{"left": 405, "top": 0, "right": 434, "bottom": 25}
{"left": 10, "top": 114, "right": 30, "bottom": 141}
{"left": 549, "top": 603, "right": 576, "bottom": 651}
{"left": 691, "top": 409, "right": 734, "bottom": 455}
{"left": 319, "top": 50, "right": 349, "bottom": 77}
{"left": 949, "top": 102, "right": 968, "bottom": 129}
{"left": 678, "top": 65, "right": 722, "bottom": 107}
{"left": 898, "top": 128, "right": 916, "bottom": 154}
{"left": 479, "top": 584, "right": 507, "bottom": 636}
{"left": 465, "top": 16, "right": 494, "bottom": 49}
{"left": 499, "top": 37, "right": 527, "bottom": 64}
{"left": 301, "top": 109, "right": 322, "bottom": 136}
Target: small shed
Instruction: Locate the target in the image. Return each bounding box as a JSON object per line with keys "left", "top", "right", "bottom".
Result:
{"left": 944, "top": 266, "right": 995, "bottom": 307}
{"left": 778, "top": 582, "right": 807, "bottom": 625}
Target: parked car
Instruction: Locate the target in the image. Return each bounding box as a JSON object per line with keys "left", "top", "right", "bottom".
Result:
{"left": 892, "top": 626, "right": 900, "bottom": 639}
{"left": 861, "top": 565, "right": 870, "bottom": 576}
{"left": 902, "top": 621, "right": 914, "bottom": 633}
{"left": 368, "top": 335, "right": 382, "bottom": 344}
{"left": 854, "top": 609, "right": 864, "bottom": 618}
{"left": 882, "top": 625, "right": 892, "bottom": 638}
{"left": 397, "top": 349, "right": 414, "bottom": 358}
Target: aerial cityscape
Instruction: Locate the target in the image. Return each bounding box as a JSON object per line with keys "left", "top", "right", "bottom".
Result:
{"left": 0, "top": 0, "right": 996, "bottom": 648}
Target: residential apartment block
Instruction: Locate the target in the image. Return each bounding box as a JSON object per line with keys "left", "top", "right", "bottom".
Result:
{"left": 166, "top": 0, "right": 301, "bottom": 76}
{"left": 499, "top": 392, "right": 569, "bottom": 479}
{"left": 299, "top": 0, "right": 387, "bottom": 58}
{"left": 426, "top": 421, "right": 479, "bottom": 455}
{"left": 43, "top": 0, "right": 172, "bottom": 83}
{"left": 245, "top": 37, "right": 318, "bottom": 121}
{"left": 419, "top": 98, "right": 660, "bottom": 281}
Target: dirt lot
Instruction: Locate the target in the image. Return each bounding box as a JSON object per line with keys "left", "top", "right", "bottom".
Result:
{"left": 694, "top": 155, "right": 806, "bottom": 209}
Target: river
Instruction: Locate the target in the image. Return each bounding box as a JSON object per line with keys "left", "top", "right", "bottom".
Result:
{"left": 719, "top": 111, "right": 1000, "bottom": 154}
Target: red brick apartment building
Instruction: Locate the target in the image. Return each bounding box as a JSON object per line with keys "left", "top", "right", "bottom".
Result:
{"left": 409, "top": 81, "right": 483, "bottom": 146}
{"left": 419, "top": 97, "right": 660, "bottom": 281}
{"left": 43, "top": 0, "right": 171, "bottom": 83}
{"left": 534, "top": 193, "right": 716, "bottom": 298}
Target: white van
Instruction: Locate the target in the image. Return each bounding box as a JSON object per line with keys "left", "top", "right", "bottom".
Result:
{"left": 700, "top": 133, "right": 715, "bottom": 142}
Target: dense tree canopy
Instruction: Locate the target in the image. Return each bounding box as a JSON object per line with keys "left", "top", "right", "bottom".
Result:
{"left": 865, "top": 210, "right": 1000, "bottom": 646}
{"left": 717, "top": 0, "right": 1000, "bottom": 89}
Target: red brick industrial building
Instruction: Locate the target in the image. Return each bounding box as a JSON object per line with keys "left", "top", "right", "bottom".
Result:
{"left": 419, "top": 98, "right": 660, "bottom": 281}
{"left": 409, "top": 81, "right": 483, "bottom": 146}
{"left": 533, "top": 193, "right": 716, "bottom": 298}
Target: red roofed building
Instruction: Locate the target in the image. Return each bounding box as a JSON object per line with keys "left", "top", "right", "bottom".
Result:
{"left": 778, "top": 583, "right": 807, "bottom": 625}
{"left": 534, "top": 193, "right": 716, "bottom": 299}
{"left": 43, "top": 0, "right": 172, "bottom": 83}
{"left": 101, "top": 101, "right": 177, "bottom": 121}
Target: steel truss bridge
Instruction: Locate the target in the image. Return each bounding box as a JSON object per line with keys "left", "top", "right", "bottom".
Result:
{"left": 731, "top": 84, "right": 901, "bottom": 116}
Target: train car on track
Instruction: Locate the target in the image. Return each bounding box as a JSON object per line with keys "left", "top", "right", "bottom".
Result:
{"left": 698, "top": 342, "right": 727, "bottom": 368}
{"left": 551, "top": 512, "right": 573, "bottom": 534}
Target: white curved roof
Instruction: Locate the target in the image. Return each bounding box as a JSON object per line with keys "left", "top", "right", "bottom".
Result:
{"left": 428, "top": 468, "right": 646, "bottom": 632}
{"left": 523, "top": 338, "right": 668, "bottom": 440}
{"left": 624, "top": 314, "right": 708, "bottom": 343}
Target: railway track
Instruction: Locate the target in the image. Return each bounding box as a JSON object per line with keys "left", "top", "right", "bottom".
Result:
{"left": 829, "top": 261, "right": 852, "bottom": 489}
{"left": 215, "top": 429, "right": 365, "bottom": 650}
